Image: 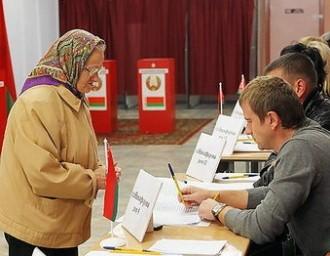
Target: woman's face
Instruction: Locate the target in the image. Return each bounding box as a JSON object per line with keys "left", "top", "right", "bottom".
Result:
{"left": 76, "top": 49, "right": 105, "bottom": 94}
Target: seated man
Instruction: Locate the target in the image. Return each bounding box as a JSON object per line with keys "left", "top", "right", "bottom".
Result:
{"left": 181, "top": 76, "right": 330, "bottom": 256}
{"left": 255, "top": 51, "right": 330, "bottom": 187}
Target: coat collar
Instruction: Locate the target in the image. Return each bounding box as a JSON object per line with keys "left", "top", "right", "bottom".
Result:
{"left": 57, "top": 85, "right": 86, "bottom": 112}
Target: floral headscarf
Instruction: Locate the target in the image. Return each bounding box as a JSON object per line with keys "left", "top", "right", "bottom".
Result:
{"left": 22, "top": 29, "right": 105, "bottom": 97}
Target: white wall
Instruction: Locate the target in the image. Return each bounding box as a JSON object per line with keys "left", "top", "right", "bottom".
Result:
{"left": 3, "top": 0, "right": 59, "bottom": 94}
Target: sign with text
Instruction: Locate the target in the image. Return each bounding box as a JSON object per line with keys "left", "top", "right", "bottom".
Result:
{"left": 122, "top": 169, "right": 163, "bottom": 242}
{"left": 212, "top": 114, "right": 245, "bottom": 155}
{"left": 231, "top": 101, "right": 245, "bottom": 120}
{"left": 186, "top": 133, "right": 226, "bottom": 182}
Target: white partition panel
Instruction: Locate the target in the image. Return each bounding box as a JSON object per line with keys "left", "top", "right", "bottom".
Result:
{"left": 3, "top": 0, "right": 59, "bottom": 94}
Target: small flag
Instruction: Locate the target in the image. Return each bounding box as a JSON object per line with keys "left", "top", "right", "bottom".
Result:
{"left": 218, "top": 82, "right": 224, "bottom": 114}
{"left": 88, "top": 96, "right": 106, "bottom": 108}
{"left": 237, "top": 74, "right": 246, "bottom": 94}
{"left": 146, "top": 96, "right": 164, "bottom": 107}
{"left": 103, "top": 138, "right": 118, "bottom": 221}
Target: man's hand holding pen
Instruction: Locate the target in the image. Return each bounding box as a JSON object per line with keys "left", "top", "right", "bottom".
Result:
{"left": 178, "top": 186, "right": 218, "bottom": 207}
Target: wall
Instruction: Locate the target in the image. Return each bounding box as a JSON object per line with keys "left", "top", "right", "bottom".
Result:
{"left": 324, "top": 0, "right": 330, "bottom": 32}
{"left": 3, "top": 0, "right": 59, "bottom": 94}
{"left": 257, "top": 0, "right": 328, "bottom": 74}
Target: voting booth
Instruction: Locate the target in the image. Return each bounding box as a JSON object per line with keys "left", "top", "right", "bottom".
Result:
{"left": 137, "top": 58, "right": 175, "bottom": 134}
{"left": 88, "top": 60, "right": 117, "bottom": 134}
{"left": 0, "top": 82, "right": 6, "bottom": 151}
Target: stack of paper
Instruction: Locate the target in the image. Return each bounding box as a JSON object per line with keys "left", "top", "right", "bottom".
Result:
{"left": 149, "top": 239, "right": 227, "bottom": 255}
{"left": 153, "top": 178, "right": 200, "bottom": 226}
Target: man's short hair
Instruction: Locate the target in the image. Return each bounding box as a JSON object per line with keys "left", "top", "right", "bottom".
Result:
{"left": 264, "top": 52, "right": 318, "bottom": 90}
{"left": 279, "top": 43, "right": 324, "bottom": 89}
{"left": 239, "top": 76, "right": 305, "bottom": 129}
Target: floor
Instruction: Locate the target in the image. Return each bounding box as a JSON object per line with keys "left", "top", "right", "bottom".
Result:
{"left": 0, "top": 103, "right": 235, "bottom": 256}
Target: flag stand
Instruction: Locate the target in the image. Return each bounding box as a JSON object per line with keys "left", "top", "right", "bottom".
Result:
{"left": 100, "top": 225, "right": 126, "bottom": 248}
{"left": 104, "top": 220, "right": 126, "bottom": 247}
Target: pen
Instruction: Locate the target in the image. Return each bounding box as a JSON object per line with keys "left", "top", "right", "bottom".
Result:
{"left": 222, "top": 174, "right": 258, "bottom": 179}
{"left": 242, "top": 141, "right": 254, "bottom": 144}
{"left": 103, "top": 246, "right": 161, "bottom": 255}
{"left": 167, "top": 163, "right": 185, "bottom": 204}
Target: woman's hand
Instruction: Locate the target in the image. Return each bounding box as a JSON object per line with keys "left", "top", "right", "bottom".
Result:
{"left": 114, "top": 162, "right": 121, "bottom": 182}
{"left": 179, "top": 186, "right": 215, "bottom": 207}
{"left": 94, "top": 166, "right": 106, "bottom": 190}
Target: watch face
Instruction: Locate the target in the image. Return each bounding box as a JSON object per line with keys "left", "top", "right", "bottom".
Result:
{"left": 212, "top": 204, "right": 221, "bottom": 216}
{"left": 212, "top": 203, "right": 226, "bottom": 217}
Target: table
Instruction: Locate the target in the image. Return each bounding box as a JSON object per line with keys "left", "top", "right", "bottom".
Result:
{"left": 221, "top": 151, "right": 271, "bottom": 172}
{"left": 87, "top": 173, "right": 250, "bottom": 255}
{"left": 90, "top": 223, "right": 250, "bottom": 255}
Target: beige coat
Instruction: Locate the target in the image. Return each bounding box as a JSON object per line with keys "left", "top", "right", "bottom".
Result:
{"left": 0, "top": 85, "right": 99, "bottom": 248}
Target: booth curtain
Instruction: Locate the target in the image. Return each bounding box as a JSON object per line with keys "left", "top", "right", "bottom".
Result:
{"left": 59, "top": 0, "right": 254, "bottom": 97}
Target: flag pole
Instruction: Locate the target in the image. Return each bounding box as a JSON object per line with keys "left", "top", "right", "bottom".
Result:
{"left": 219, "top": 82, "right": 223, "bottom": 115}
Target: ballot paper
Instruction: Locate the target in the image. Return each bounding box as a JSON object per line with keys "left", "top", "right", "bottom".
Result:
{"left": 153, "top": 178, "right": 200, "bottom": 226}
{"left": 149, "top": 239, "right": 227, "bottom": 255}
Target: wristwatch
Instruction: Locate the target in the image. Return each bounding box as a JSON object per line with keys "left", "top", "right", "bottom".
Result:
{"left": 211, "top": 202, "right": 227, "bottom": 220}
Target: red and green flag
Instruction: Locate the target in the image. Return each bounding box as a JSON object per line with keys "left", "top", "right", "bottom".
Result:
{"left": 103, "top": 138, "right": 118, "bottom": 221}
{"left": 88, "top": 96, "right": 106, "bottom": 108}
{"left": 146, "top": 96, "right": 164, "bottom": 107}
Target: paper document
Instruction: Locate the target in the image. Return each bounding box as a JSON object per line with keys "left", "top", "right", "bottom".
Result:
{"left": 86, "top": 252, "right": 182, "bottom": 256}
{"left": 153, "top": 178, "right": 200, "bottom": 226}
{"left": 186, "top": 180, "right": 254, "bottom": 190}
{"left": 85, "top": 251, "right": 112, "bottom": 256}
{"left": 149, "top": 239, "right": 227, "bottom": 255}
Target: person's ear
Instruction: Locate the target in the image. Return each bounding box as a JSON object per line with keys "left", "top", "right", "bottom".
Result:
{"left": 294, "top": 78, "right": 307, "bottom": 99}
{"left": 266, "top": 111, "right": 281, "bottom": 130}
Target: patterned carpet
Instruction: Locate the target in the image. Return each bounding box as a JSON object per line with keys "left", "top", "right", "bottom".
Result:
{"left": 97, "top": 118, "right": 213, "bottom": 145}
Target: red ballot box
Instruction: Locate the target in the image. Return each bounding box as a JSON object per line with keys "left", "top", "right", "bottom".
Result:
{"left": 88, "top": 60, "right": 117, "bottom": 134}
{"left": 0, "top": 82, "right": 6, "bottom": 151}
{"left": 137, "top": 58, "right": 175, "bottom": 133}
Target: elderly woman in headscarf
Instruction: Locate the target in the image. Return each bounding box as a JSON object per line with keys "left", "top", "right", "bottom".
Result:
{"left": 0, "top": 29, "right": 119, "bottom": 256}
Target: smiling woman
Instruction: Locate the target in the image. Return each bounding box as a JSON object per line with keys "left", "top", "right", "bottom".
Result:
{"left": 0, "top": 29, "right": 121, "bottom": 256}
{"left": 77, "top": 47, "right": 105, "bottom": 93}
